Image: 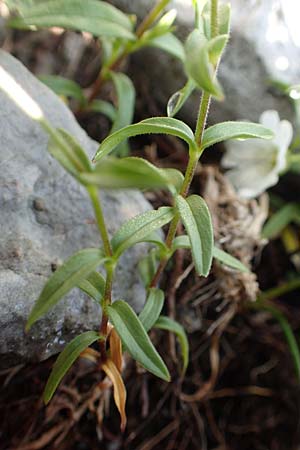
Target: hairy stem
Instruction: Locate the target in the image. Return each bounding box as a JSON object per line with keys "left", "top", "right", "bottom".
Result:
{"left": 150, "top": 0, "right": 219, "bottom": 288}
{"left": 87, "top": 185, "right": 112, "bottom": 257}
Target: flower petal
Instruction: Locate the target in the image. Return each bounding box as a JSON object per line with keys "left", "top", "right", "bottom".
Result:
{"left": 259, "top": 110, "right": 280, "bottom": 133}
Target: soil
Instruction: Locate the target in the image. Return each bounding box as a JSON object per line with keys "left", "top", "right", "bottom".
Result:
{"left": 1, "top": 25, "right": 300, "bottom": 450}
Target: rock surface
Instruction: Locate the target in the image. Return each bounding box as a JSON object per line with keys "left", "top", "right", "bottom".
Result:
{"left": 112, "top": 0, "right": 297, "bottom": 125}
{"left": 0, "top": 50, "right": 150, "bottom": 368}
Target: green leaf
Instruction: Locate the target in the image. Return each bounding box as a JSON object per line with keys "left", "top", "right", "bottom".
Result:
{"left": 138, "top": 249, "right": 160, "bottom": 287}
{"left": 93, "top": 117, "right": 197, "bottom": 161}
{"left": 213, "top": 247, "right": 249, "bottom": 273}
{"left": 147, "top": 33, "right": 185, "bottom": 61}
{"left": 176, "top": 195, "right": 213, "bottom": 276}
{"left": 89, "top": 99, "right": 117, "bottom": 122}
{"left": 219, "top": 3, "right": 231, "bottom": 35}
{"left": 139, "top": 288, "right": 165, "bottom": 332}
{"left": 48, "top": 128, "right": 92, "bottom": 178}
{"left": 259, "top": 303, "right": 300, "bottom": 382}
{"left": 202, "top": 121, "right": 274, "bottom": 150}
{"left": 262, "top": 203, "right": 300, "bottom": 239}
{"left": 172, "top": 237, "right": 249, "bottom": 273}
{"left": 154, "top": 316, "right": 189, "bottom": 375}
{"left": 111, "top": 206, "right": 174, "bottom": 258}
{"left": 39, "top": 75, "right": 86, "bottom": 106}
{"left": 9, "top": 0, "right": 135, "bottom": 40}
{"left": 109, "top": 72, "right": 136, "bottom": 156}
{"left": 77, "top": 271, "right": 105, "bottom": 304}
{"left": 167, "top": 79, "right": 196, "bottom": 118}
{"left": 108, "top": 300, "right": 170, "bottom": 381}
{"left": 184, "top": 29, "right": 224, "bottom": 100}
{"left": 80, "top": 157, "right": 182, "bottom": 194}
{"left": 44, "top": 331, "right": 101, "bottom": 404}
{"left": 27, "top": 249, "right": 106, "bottom": 330}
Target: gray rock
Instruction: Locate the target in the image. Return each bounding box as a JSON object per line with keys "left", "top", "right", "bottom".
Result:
{"left": 0, "top": 50, "right": 150, "bottom": 368}
{"left": 112, "top": 0, "right": 297, "bottom": 124}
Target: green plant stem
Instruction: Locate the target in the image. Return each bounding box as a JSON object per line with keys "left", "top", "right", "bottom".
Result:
{"left": 87, "top": 185, "right": 112, "bottom": 257}
{"left": 257, "top": 278, "right": 300, "bottom": 302}
{"left": 87, "top": 185, "right": 114, "bottom": 359}
{"left": 150, "top": 0, "right": 219, "bottom": 288}
{"left": 87, "top": 0, "right": 171, "bottom": 104}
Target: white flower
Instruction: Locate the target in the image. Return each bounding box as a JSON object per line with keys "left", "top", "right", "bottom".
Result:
{"left": 221, "top": 110, "right": 293, "bottom": 199}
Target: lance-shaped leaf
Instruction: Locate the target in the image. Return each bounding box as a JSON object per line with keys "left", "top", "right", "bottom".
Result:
{"left": 154, "top": 316, "right": 189, "bottom": 375}
{"left": 111, "top": 206, "right": 174, "bottom": 258}
{"left": 184, "top": 29, "right": 226, "bottom": 100}
{"left": 77, "top": 271, "right": 106, "bottom": 304}
{"left": 93, "top": 117, "right": 197, "bottom": 161}
{"left": 80, "top": 157, "right": 182, "bottom": 193}
{"left": 139, "top": 288, "right": 165, "bottom": 332}
{"left": 9, "top": 0, "right": 135, "bottom": 40}
{"left": 213, "top": 247, "right": 249, "bottom": 273}
{"left": 262, "top": 203, "right": 300, "bottom": 239}
{"left": 138, "top": 249, "right": 160, "bottom": 288}
{"left": 43, "top": 331, "right": 101, "bottom": 404}
{"left": 89, "top": 99, "right": 117, "bottom": 122}
{"left": 26, "top": 249, "right": 106, "bottom": 330}
{"left": 39, "top": 75, "right": 86, "bottom": 106}
{"left": 176, "top": 195, "right": 213, "bottom": 276}
{"left": 110, "top": 72, "right": 135, "bottom": 156}
{"left": 108, "top": 301, "right": 170, "bottom": 381}
{"left": 167, "top": 79, "right": 196, "bottom": 118}
{"left": 172, "top": 236, "right": 249, "bottom": 273}
{"left": 102, "top": 358, "right": 127, "bottom": 431}
{"left": 48, "top": 128, "right": 92, "bottom": 178}
{"left": 147, "top": 33, "right": 185, "bottom": 61}
{"left": 108, "top": 300, "right": 170, "bottom": 381}
{"left": 202, "top": 121, "right": 274, "bottom": 150}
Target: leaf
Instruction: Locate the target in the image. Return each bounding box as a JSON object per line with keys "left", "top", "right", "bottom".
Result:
{"left": 80, "top": 157, "right": 180, "bottom": 193}
{"left": 43, "top": 331, "right": 101, "bottom": 404}
{"left": 138, "top": 249, "right": 160, "bottom": 287}
{"left": 262, "top": 203, "right": 300, "bottom": 239}
{"left": 184, "top": 29, "right": 224, "bottom": 100}
{"left": 167, "top": 79, "right": 195, "bottom": 118}
{"left": 109, "top": 328, "right": 123, "bottom": 372}
{"left": 259, "top": 303, "right": 300, "bottom": 382}
{"left": 102, "top": 358, "right": 127, "bottom": 431}
{"left": 139, "top": 288, "right": 165, "bottom": 332}
{"left": 176, "top": 195, "right": 213, "bottom": 276}
{"left": 108, "top": 300, "right": 170, "bottom": 381}
{"left": 219, "top": 3, "right": 231, "bottom": 35}
{"left": 93, "top": 117, "right": 197, "bottom": 161}
{"left": 39, "top": 75, "right": 86, "bottom": 106}
{"left": 154, "top": 316, "right": 189, "bottom": 375}
{"left": 48, "top": 128, "right": 92, "bottom": 178}
{"left": 26, "top": 249, "right": 106, "bottom": 330}
{"left": 173, "top": 236, "right": 249, "bottom": 273}
{"left": 213, "top": 247, "right": 249, "bottom": 273}
{"left": 109, "top": 72, "right": 136, "bottom": 156}
{"left": 77, "top": 271, "right": 105, "bottom": 304}
{"left": 202, "top": 121, "right": 274, "bottom": 150}
{"left": 147, "top": 33, "right": 185, "bottom": 61}
{"left": 111, "top": 206, "right": 174, "bottom": 258}
{"left": 9, "top": 0, "right": 135, "bottom": 40}
{"left": 89, "top": 99, "right": 117, "bottom": 122}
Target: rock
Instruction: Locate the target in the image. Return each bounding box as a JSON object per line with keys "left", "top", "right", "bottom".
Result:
{"left": 0, "top": 50, "right": 151, "bottom": 368}
{"left": 112, "top": 0, "right": 297, "bottom": 125}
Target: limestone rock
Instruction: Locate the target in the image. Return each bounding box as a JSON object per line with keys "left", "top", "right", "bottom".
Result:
{"left": 0, "top": 50, "right": 150, "bottom": 368}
